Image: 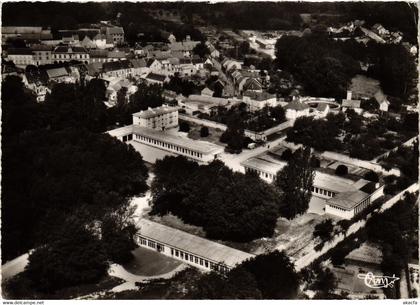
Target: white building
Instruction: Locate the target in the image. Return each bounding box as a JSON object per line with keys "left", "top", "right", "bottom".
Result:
{"left": 284, "top": 101, "right": 310, "bottom": 120}
{"left": 136, "top": 218, "right": 254, "bottom": 272}
{"left": 242, "top": 91, "right": 278, "bottom": 112}
{"left": 241, "top": 153, "right": 384, "bottom": 219}
{"left": 132, "top": 105, "right": 179, "bottom": 131}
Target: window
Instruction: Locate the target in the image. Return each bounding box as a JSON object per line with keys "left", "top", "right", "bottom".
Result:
{"left": 175, "top": 250, "right": 179, "bottom": 257}
{"left": 190, "top": 255, "right": 194, "bottom": 262}
{"left": 171, "top": 248, "right": 174, "bottom": 255}
{"left": 180, "top": 252, "right": 184, "bottom": 259}
{"left": 200, "top": 259, "right": 204, "bottom": 266}
{"left": 185, "top": 253, "right": 189, "bottom": 260}
{"left": 205, "top": 261, "right": 209, "bottom": 268}
{"left": 195, "top": 257, "right": 198, "bottom": 264}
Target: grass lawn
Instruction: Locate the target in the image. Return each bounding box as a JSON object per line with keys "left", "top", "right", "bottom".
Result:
{"left": 184, "top": 121, "right": 226, "bottom": 146}
{"left": 123, "top": 247, "right": 182, "bottom": 276}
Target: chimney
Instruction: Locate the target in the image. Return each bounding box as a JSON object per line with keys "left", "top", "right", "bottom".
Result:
{"left": 346, "top": 90, "right": 352, "bottom": 100}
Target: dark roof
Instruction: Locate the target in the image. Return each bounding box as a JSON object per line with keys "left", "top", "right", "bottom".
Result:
{"left": 130, "top": 58, "right": 147, "bottom": 68}
{"left": 243, "top": 90, "right": 275, "bottom": 101}
{"left": 146, "top": 72, "right": 167, "bottom": 82}
{"left": 102, "top": 60, "right": 132, "bottom": 72}
{"left": 7, "top": 48, "right": 33, "bottom": 55}
{"left": 89, "top": 49, "right": 108, "bottom": 58}
{"left": 54, "top": 46, "right": 88, "bottom": 53}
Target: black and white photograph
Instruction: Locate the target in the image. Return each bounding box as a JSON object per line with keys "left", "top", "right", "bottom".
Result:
{"left": 1, "top": 0, "right": 419, "bottom": 302}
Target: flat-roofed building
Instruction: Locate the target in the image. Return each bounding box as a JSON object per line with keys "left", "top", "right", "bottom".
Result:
{"left": 108, "top": 125, "right": 224, "bottom": 163}
{"left": 133, "top": 105, "right": 179, "bottom": 130}
{"left": 241, "top": 152, "right": 384, "bottom": 219}
{"left": 137, "top": 218, "right": 254, "bottom": 272}
{"left": 242, "top": 91, "right": 278, "bottom": 112}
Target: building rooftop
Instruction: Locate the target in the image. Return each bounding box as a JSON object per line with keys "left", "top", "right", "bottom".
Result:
{"left": 145, "top": 72, "right": 167, "bottom": 82}
{"left": 243, "top": 90, "right": 275, "bottom": 101}
{"left": 133, "top": 105, "right": 178, "bottom": 119}
{"left": 54, "top": 46, "right": 88, "bottom": 53}
{"left": 7, "top": 48, "right": 33, "bottom": 55}
{"left": 133, "top": 125, "right": 224, "bottom": 155}
{"left": 241, "top": 154, "right": 287, "bottom": 176}
{"left": 326, "top": 189, "right": 370, "bottom": 210}
{"left": 137, "top": 218, "right": 254, "bottom": 268}
{"left": 46, "top": 67, "right": 69, "bottom": 79}
{"left": 284, "top": 101, "right": 310, "bottom": 111}
{"left": 342, "top": 99, "right": 361, "bottom": 108}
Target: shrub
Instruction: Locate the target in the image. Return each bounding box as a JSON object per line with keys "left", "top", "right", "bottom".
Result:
{"left": 200, "top": 126, "right": 209, "bottom": 137}
{"left": 335, "top": 165, "right": 348, "bottom": 176}
{"left": 179, "top": 121, "right": 190, "bottom": 132}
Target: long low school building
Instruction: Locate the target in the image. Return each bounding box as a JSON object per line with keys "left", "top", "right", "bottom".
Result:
{"left": 136, "top": 219, "right": 255, "bottom": 273}
{"left": 241, "top": 153, "right": 385, "bottom": 219}
{"left": 107, "top": 124, "right": 224, "bottom": 163}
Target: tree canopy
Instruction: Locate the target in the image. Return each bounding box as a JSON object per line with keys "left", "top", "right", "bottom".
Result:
{"left": 151, "top": 156, "right": 281, "bottom": 242}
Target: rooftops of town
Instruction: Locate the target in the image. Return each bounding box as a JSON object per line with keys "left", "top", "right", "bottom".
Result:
{"left": 241, "top": 154, "right": 287, "bottom": 176}
{"left": 54, "top": 46, "right": 88, "bottom": 53}
{"left": 145, "top": 72, "right": 168, "bottom": 82}
{"left": 46, "top": 67, "right": 69, "bottom": 79}
{"left": 137, "top": 218, "right": 254, "bottom": 267}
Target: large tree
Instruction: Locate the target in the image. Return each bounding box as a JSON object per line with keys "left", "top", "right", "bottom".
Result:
{"left": 275, "top": 147, "right": 315, "bottom": 219}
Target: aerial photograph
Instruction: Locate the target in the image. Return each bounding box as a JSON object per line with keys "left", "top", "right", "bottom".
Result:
{"left": 1, "top": 1, "right": 418, "bottom": 302}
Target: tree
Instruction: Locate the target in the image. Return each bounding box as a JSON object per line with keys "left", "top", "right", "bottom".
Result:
{"left": 200, "top": 126, "right": 209, "bottom": 137}
{"left": 239, "top": 251, "right": 300, "bottom": 299}
{"left": 192, "top": 42, "right": 210, "bottom": 58}
{"left": 25, "top": 217, "right": 108, "bottom": 292}
{"left": 313, "top": 219, "right": 334, "bottom": 243}
{"left": 275, "top": 147, "right": 315, "bottom": 219}
{"left": 364, "top": 171, "right": 379, "bottom": 183}
{"left": 280, "top": 148, "right": 293, "bottom": 161}
{"left": 335, "top": 165, "right": 348, "bottom": 176}
{"left": 179, "top": 121, "right": 190, "bottom": 132}
{"left": 151, "top": 157, "right": 281, "bottom": 242}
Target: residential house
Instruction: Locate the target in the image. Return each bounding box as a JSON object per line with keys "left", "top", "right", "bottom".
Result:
{"left": 206, "top": 42, "right": 220, "bottom": 58}
{"left": 342, "top": 91, "right": 362, "bottom": 113}
{"left": 146, "top": 58, "right": 163, "bottom": 73}
{"left": 144, "top": 72, "right": 169, "bottom": 85}
{"left": 315, "top": 103, "right": 330, "bottom": 118}
{"left": 374, "top": 90, "right": 390, "bottom": 112}
{"left": 130, "top": 58, "right": 149, "bottom": 78}
{"left": 46, "top": 67, "right": 74, "bottom": 83}
{"left": 168, "top": 37, "right": 200, "bottom": 57}
{"left": 104, "top": 26, "right": 125, "bottom": 45}
{"left": 53, "top": 46, "right": 89, "bottom": 63}
{"left": 89, "top": 49, "right": 109, "bottom": 63}
{"left": 201, "top": 87, "right": 214, "bottom": 97}
{"left": 31, "top": 44, "right": 53, "bottom": 65}
{"left": 242, "top": 91, "right": 278, "bottom": 112}
{"left": 284, "top": 101, "right": 310, "bottom": 120}
{"left": 102, "top": 60, "right": 132, "bottom": 78}
{"left": 6, "top": 48, "right": 34, "bottom": 68}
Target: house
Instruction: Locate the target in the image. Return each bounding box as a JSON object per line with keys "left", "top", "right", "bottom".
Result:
{"left": 146, "top": 58, "right": 163, "bottom": 73}
{"left": 53, "top": 46, "right": 89, "bottom": 63}
{"left": 162, "top": 89, "right": 184, "bottom": 104}
{"left": 107, "top": 50, "right": 126, "bottom": 62}
{"left": 284, "top": 101, "right": 310, "bottom": 120}
{"left": 80, "top": 35, "right": 97, "bottom": 49}
{"left": 102, "top": 60, "right": 132, "bottom": 78}
{"left": 168, "top": 37, "right": 200, "bottom": 57}
{"left": 315, "top": 103, "right": 330, "bottom": 118}
{"left": 106, "top": 79, "right": 137, "bottom": 105}
{"left": 31, "top": 44, "right": 53, "bottom": 65}
{"left": 144, "top": 72, "right": 169, "bottom": 85}
{"left": 136, "top": 219, "right": 254, "bottom": 272}
{"left": 168, "top": 33, "right": 177, "bottom": 43}
{"left": 89, "top": 49, "right": 109, "bottom": 63}
{"left": 242, "top": 91, "right": 277, "bottom": 112}
{"left": 374, "top": 90, "right": 390, "bottom": 112}
{"left": 206, "top": 42, "right": 220, "bottom": 58}
{"left": 6, "top": 48, "right": 34, "bottom": 68}
{"left": 342, "top": 91, "right": 362, "bottom": 113}
{"left": 104, "top": 26, "right": 124, "bottom": 45}
{"left": 201, "top": 87, "right": 214, "bottom": 97}
{"left": 46, "top": 67, "right": 74, "bottom": 83}
{"left": 132, "top": 105, "right": 179, "bottom": 130}
{"left": 130, "top": 58, "right": 149, "bottom": 77}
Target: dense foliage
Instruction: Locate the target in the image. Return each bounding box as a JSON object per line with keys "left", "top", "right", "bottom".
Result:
{"left": 2, "top": 76, "right": 149, "bottom": 291}
{"left": 188, "top": 251, "right": 299, "bottom": 299}
{"left": 275, "top": 147, "right": 315, "bottom": 219}
{"left": 151, "top": 156, "right": 281, "bottom": 242}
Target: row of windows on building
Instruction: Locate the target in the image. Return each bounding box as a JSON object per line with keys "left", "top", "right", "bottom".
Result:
{"left": 312, "top": 186, "right": 336, "bottom": 198}
{"left": 354, "top": 197, "right": 370, "bottom": 214}
{"left": 54, "top": 54, "right": 89, "bottom": 59}
{"left": 139, "top": 236, "right": 229, "bottom": 274}
{"left": 328, "top": 204, "right": 350, "bottom": 212}
{"left": 134, "top": 134, "right": 204, "bottom": 159}
{"left": 245, "top": 167, "right": 275, "bottom": 180}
